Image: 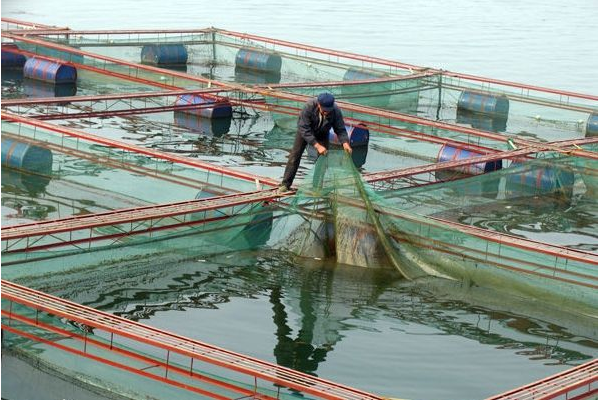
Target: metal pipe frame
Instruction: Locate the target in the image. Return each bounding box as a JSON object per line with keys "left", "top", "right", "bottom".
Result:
{"left": 4, "top": 88, "right": 596, "bottom": 160}
{"left": 0, "top": 131, "right": 237, "bottom": 195}
{"left": 2, "top": 18, "right": 598, "bottom": 400}
{"left": 1, "top": 111, "right": 279, "bottom": 187}
{"left": 484, "top": 359, "right": 597, "bottom": 400}
{"left": 2, "top": 32, "right": 597, "bottom": 160}
{"left": 1, "top": 279, "right": 386, "bottom": 400}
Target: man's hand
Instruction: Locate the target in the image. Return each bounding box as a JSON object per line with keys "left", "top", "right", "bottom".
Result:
{"left": 342, "top": 142, "right": 352, "bottom": 154}
{"left": 314, "top": 143, "right": 328, "bottom": 156}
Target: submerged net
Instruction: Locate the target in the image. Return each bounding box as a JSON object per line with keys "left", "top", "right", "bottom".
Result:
{"left": 270, "top": 148, "right": 598, "bottom": 317}
{"left": 272, "top": 149, "right": 421, "bottom": 278}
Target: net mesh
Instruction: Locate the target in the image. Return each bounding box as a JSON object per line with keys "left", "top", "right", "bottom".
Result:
{"left": 269, "top": 148, "right": 597, "bottom": 317}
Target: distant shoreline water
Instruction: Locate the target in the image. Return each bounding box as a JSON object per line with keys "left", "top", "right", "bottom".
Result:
{"left": 2, "top": 0, "right": 597, "bottom": 94}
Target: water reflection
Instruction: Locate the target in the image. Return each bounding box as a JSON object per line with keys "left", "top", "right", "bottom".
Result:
{"left": 1, "top": 68, "right": 23, "bottom": 86}
{"left": 1, "top": 168, "right": 52, "bottom": 196}
{"left": 434, "top": 170, "right": 502, "bottom": 199}
{"left": 270, "top": 285, "right": 331, "bottom": 375}
{"left": 23, "top": 250, "right": 596, "bottom": 374}
{"left": 173, "top": 111, "right": 232, "bottom": 137}
{"left": 234, "top": 67, "right": 282, "bottom": 85}
{"left": 456, "top": 108, "right": 508, "bottom": 132}
{"left": 23, "top": 79, "right": 77, "bottom": 98}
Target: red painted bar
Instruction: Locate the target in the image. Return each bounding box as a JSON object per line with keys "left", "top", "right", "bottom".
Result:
{"left": 1, "top": 112, "right": 279, "bottom": 186}
{"left": 485, "top": 359, "right": 597, "bottom": 400}
{"left": 1, "top": 280, "right": 386, "bottom": 400}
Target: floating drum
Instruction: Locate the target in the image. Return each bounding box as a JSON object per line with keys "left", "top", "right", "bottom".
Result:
{"left": 329, "top": 125, "right": 369, "bottom": 147}
{"left": 1, "top": 138, "right": 53, "bottom": 173}
{"left": 174, "top": 111, "right": 231, "bottom": 137}
{"left": 437, "top": 144, "right": 502, "bottom": 175}
{"left": 174, "top": 94, "right": 232, "bottom": 119}
{"left": 23, "top": 57, "right": 77, "bottom": 84}
{"left": 235, "top": 48, "right": 282, "bottom": 73}
{"left": 141, "top": 44, "right": 188, "bottom": 66}
{"left": 585, "top": 112, "right": 597, "bottom": 137}
{"left": 350, "top": 146, "right": 369, "bottom": 168}
{"left": 505, "top": 162, "right": 574, "bottom": 198}
{"left": 457, "top": 91, "right": 509, "bottom": 116}
{"left": 1, "top": 44, "right": 27, "bottom": 69}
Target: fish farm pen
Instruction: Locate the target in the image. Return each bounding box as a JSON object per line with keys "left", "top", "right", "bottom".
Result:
{"left": 1, "top": 17, "right": 598, "bottom": 400}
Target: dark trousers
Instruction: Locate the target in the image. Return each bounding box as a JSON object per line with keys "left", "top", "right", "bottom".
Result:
{"left": 281, "top": 132, "right": 327, "bottom": 189}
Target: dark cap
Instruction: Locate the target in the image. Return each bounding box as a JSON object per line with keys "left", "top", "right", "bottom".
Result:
{"left": 317, "top": 92, "right": 335, "bottom": 112}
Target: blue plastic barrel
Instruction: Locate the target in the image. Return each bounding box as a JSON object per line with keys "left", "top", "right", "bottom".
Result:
{"left": 174, "top": 95, "right": 232, "bottom": 119}
{"left": 506, "top": 162, "right": 574, "bottom": 197}
{"left": 1, "top": 44, "right": 27, "bottom": 69}
{"left": 174, "top": 111, "right": 231, "bottom": 137}
{"left": 1, "top": 138, "right": 53, "bottom": 173}
{"left": 437, "top": 144, "right": 502, "bottom": 175}
{"left": 457, "top": 91, "right": 509, "bottom": 116}
{"left": 329, "top": 125, "right": 369, "bottom": 147}
{"left": 23, "top": 57, "right": 77, "bottom": 84}
{"left": 235, "top": 48, "right": 282, "bottom": 73}
{"left": 141, "top": 44, "right": 188, "bottom": 65}
{"left": 350, "top": 146, "right": 369, "bottom": 168}
{"left": 585, "top": 112, "right": 597, "bottom": 137}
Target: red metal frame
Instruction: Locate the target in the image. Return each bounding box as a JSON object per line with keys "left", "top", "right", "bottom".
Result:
{"left": 335, "top": 195, "right": 597, "bottom": 266}
{"left": 485, "top": 359, "right": 597, "bottom": 400}
{"left": 1, "top": 111, "right": 279, "bottom": 186}
{"left": 2, "top": 18, "right": 598, "bottom": 400}
{"left": 214, "top": 29, "right": 598, "bottom": 101}
{"left": 1, "top": 280, "right": 385, "bottom": 400}
{"left": 1, "top": 17, "right": 64, "bottom": 30}
{"left": 6, "top": 25, "right": 595, "bottom": 114}
{"left": 1, "top": 189, "right": 280, "bottom": 241}
{"left": 3, "top": 33, "right": 597, "bottom": 161}
{"left": 363, "top": 137, "right": 599, "bottom": 183}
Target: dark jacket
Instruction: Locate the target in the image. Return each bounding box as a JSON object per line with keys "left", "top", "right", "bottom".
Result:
{"left": 297, "top": 98, "right": 349, "bottom": 147}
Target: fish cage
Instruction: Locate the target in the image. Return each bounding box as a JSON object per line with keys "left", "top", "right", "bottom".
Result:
{"left": 1, "top": 18, "right": 598, "bottom": 400}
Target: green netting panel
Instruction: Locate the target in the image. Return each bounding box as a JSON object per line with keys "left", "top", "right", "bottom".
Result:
{"left": 278, "top": 77, "right": 429, "bottom": 112}
{"left": 383, "top": 152, "right": 598, "bottom": 215}
{"left": 271, "top": 150, "right": 431, "bottom": 278}
{"left": 2, "top": 201, "right": 277, "bottom": 281}
{"left": 13, "top": 40, "right": 208, "bottom": 91}
{"left": 1, "top": 300, "right": 310, "bottom": 400}
{"left": 2, "top": 120, "right": 261, "bottom": 197}
{"left": 268, "top": 149, "right": 597, "bottom": 317}
{"left": 262, "top": 93, "right": 509, "bottom": 152}
{"left": 437, "top": 74, "right": 598, "bottom": 119}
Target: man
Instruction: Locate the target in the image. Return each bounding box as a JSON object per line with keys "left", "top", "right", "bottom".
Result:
{"left": 279, "top": 92, "right": 352, "bottom": 193}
